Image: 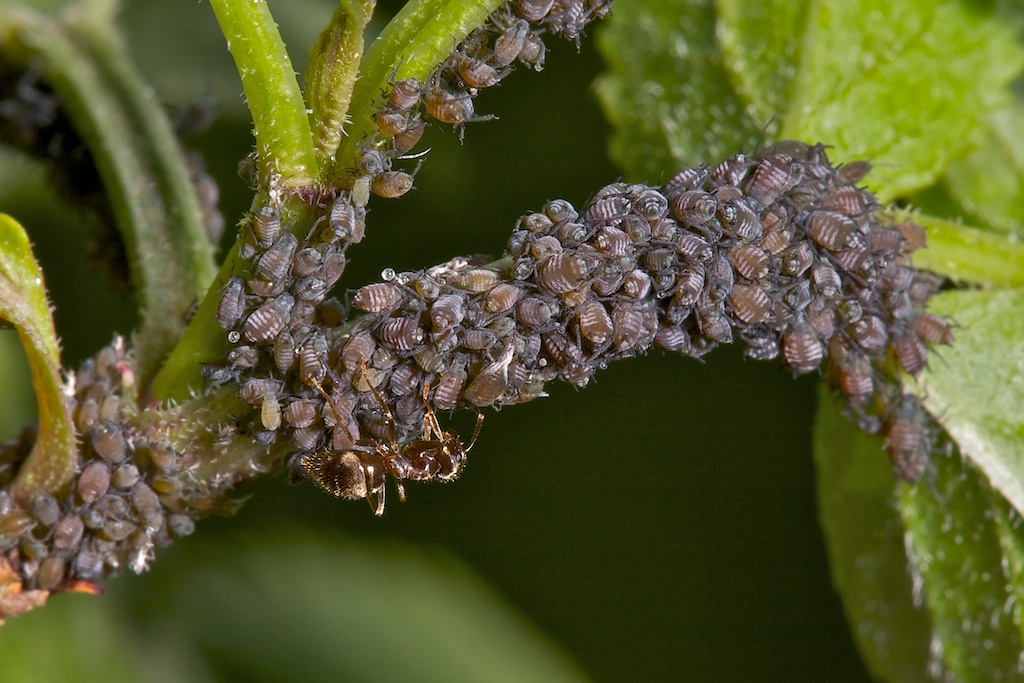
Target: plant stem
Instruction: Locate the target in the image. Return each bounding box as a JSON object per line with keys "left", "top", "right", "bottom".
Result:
{"left": 1, "top": 4, "right": 218, "bottom": 390}
{"left": 209, "top": 0, "right": 320, "bottom": 188}
{"left": 330, "top": 0, "right": 501, "bottom": 182}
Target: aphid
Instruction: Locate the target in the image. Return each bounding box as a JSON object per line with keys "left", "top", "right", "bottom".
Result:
{"left": 896, "top": 222, "right": 927, "bottom": 252}
{"left": 586, "top": 195, "right": 631, "bottom": 225}
{"left": 493, "top": 17, "right": 530, "bottom": 67}
{"left": 665, "top": 166, "right": 709, "bottom": 192}
{"left": 670, "top": 190, "right": 717, "bottom": 225}
{"left": 836, "top": 353, "right": 873, "bottom": 402}
{"left": 537, "top": 253, "right": 589, "bottom": 294}
{"left": 621, "top": 269, "right": 652, "bottom": 299}
{"left": 456, "top": 268, "right": 500, "bottom": 292}
{"left": 518, "top": 31, "right": 546, "bottom": 70}
{"left": 379, "top": 317, "right": 425, "bottom": 352}
{"left": 520, "top": 211, "right": 554, "bottom": 234}
{"left": 111, "top": 463, "right": 140, "bottom": 490}
{"left": 329, "top": 194, "right": 366, "bottom": 244}
{"left": 251, "top": 204, "right": 281, "bottom": 247}
{"left": 273, "top": 331, "right": 296, "bottom": 374}
{"left": 431, "top": 295, "right": 467, "bottom": 332}
{"left": 893, "top": 332, "right": 928, "bottom": 376}
{"left": 516, "top": 297, "right": 553, "bottom": 329}
{"left": 724, "top": 199, "right": 762, "bottom": 240}
{"left": 707, "top": 254, "right": 735, "bottom": 301}
{"left": 424, "top": 83, "right": 479, "bottom": 126}
{"left": 485, "top": 283, "right": 521, "bottom": 314}
{"left": 91, "top": 423, "right": 127, "bottom": 463}
{"left": 168, "top": 514, "right": 196, "bottom": 537}
{"left": 53, "top": 515, "right": 84, "bottom": 550}
{"left": 30, "top": 493, "right": 59, "bottom": 527}
{"left": 781, "top": 242, "right": 814, "bottom": 277}
{"left": 507, "top": 229, "right": 531, "bottom": 256}
{"left": 729, "top": 284, "right": 771, "bottom": 324}
{"left": 465, "top": 342, "right": 516, "bottom": 407}
{"left": 353, "top": 282, "right": 404, "bottom": 313}
{"left": 544, "top": 198, "right": 579, "bottom": 224}
{"left": 543, "top": 329, "right": 584, "bottom": 370}
{"left": 261, "top": 391, "right": 282, "bottom": 431}
{"left": 912, "top": 312, "right": 954, "bottom": 346}
{"left": 672, "top": 265, "right": 705, "bottom": 307}
{"left": 393, "top": 118, "right": 428, "bottom": 154}
{"left": 456, "top": 54, "right": 505, "bottom": 89}
{"left": 300, "top": 332, "right": 330, "bottom": 385}
{"left": 371, "top": 171, "right": 415, "bottom": 199}
{"left": 283, "top": 399, "right": 320, "bottom": 429}
{"left": 851, "top": 316, "right": 887, "bottom": 351}
{"left": 530, "top": 235, "right": 563, "bottom": 259}
{"left": 729, "top": 244, "right": 770, "bottom": 281}
{"left": 811, "top": 263, "right": 842, "bottom": 299}
{"left": 131, "top": 483, "right": 162, "bottom": 523}
{"left": 216, "top": 277, "right": 247, "bottom": 330}
{"left": 556, "top": 221, "right": 590, "bottom": 245}
{"left": 744, "top": 334, "right": 780, "bottom": 361}
{"left": 885, "top": 397, "right": 930, "bottom": 482}
{"left": 838, "top": 160, "right": 872, "bottom": 185}
{"left": 642, "top": 248, "right": 676, "bottom": 273}
{"left": 674, "top": 233, "right": 712, "bottom": 261}
{"left": 632, "top": 189, "right": 669, "bottom": 221}
{"left": 710, "top": 154, "right": 752, "bottom": 187}
{"left": 432, "top": 367, "right": 467, "bottom": 411}
{"left": 612, "top": 301, "right": 648, "bottom": 350}
{"left": 389, "top": 78, "right": 422, "bottom": 111}
{"left": 594, "top": 226, "right": 630, "bottom": 255}
{"left": 227, "top": 345, "right": 258, "bottom": 370}
{"left": 806, "top": 211, "right": 862, "bottom": 251}
{"left": 78, "top": 461, "right": 111, "bottom": 504}
{"left": 577, "top": 301, "right": 614, "bottom": 347}
{"left": 256, "top": 233, "right": 298, "bottom": 281}
{"left": 783, "top": 322, "right": 824, "bottom": 374}
{"left": 821, "top": 185, "right": 871, "bottom": 217}
{"left": 745, "top": 154, "right": 801, "bottom": 206}
{"left": 243, "top": 294, "right": 293, "bottom": 344}
{"left": 239, "top": 377, "right": 285, "bottom": 405}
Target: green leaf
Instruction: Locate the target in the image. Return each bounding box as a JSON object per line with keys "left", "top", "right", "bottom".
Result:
{"left": 814, "top": 388, "right": 933, "bottom": 683}
{"left": 0, "top": 215, "right": 76, "bottom": 505}
{"left": 899, "top": 450, "right": 1024, "bottom": 681}
{"left": 127, "top": 526, "right": 590, "bottom": 683}
{"left": 916, "top": 289, "right": 1024, "bottom": 518}
{"left": 778, "top": 0, "right": 1024, "bottom": 203}
{"left": 594, "top": 1, "right": 767, "bottom": 181}
{"left": 944, "top": 103, "right": 1024, "bottom": 238}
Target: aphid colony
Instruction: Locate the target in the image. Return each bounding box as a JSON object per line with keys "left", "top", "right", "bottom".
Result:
{"left": 358, "top": 1, "right": 611, "bottom": 203}
{"left": 0, "top": 338, "right": 201, "bottom": 594}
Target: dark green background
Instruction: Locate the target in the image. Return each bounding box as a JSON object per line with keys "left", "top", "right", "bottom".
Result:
{"left": 0, "top": 1, "right": 872, "bottom": 680}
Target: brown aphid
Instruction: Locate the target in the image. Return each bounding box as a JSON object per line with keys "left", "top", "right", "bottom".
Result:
{"left": 465, "top": 345, "right": 516, "bottom": 408}
{"left": 594, "top": 226, "right": 630, "bottom": 255}
{"left": 273, "top": 331, "right": 296, "bottom": 374}
{"left": 298, "top": 332, "right": 330, "bottom": 386}
{"left": 642, "top": 248, "right": 676, "bottom": 273}
{"left": 131, "top": 483, "right": 162, "bottom": 523}
{"left": 632, "top": 189, "right": 669, "bottom": 221}
{"left": 622, "top": 269, "right": 652, "bottom": 299}
{"left": 670, "top": 190, "right": 718, "bottom": 225}
{"left": 912, "top": 312, "right": 954, "bottom": 346}
{"left": 216, "top": 277, "right": 247, "bottom": 330}
{"left": 811, "top": 263, "right": 842, "bottom": 299}
{"left": 424, "top": 85, "right": 479, "bottom": 126}
{"left": 821, "top": 185, "right": 871, "bottom": 217}
{"left": 389, "top": 78, "right": 423, "bottom": 111}
{"left": 243, "top": 295, "right": 293, "bottom": 344}
{"left": 673, "top": 265, "right": 705, "bottom": 307}
{"left": 433, "top": 367, "right": 467, "bottom": 411}
{"left": 353, "top": 282, "right": 404, "bottom": 313}
{"left": 745, "top": 154, "right": 801, "bottom": 206}
{"left": 537, "top": 253, "right": 589, "bottom": 294}
{"left": 485, "top": 283, "right": 521, "bottom": 314}
{"left": 783, "top": 322, "right": 824, "bottom": 374}
{"left": 515, "top": 0, "right": 556, "bottom": 21}
{"left": 543, "top": 329, "right": 584, "bottom": 369}
{"left": 371, "top": 171, "right": 415, "bottom": 199}
{"left": 255, "top": 233, "right": 298, "bottom": 281}
{"left": 586, "top": 195, "right": 631, "bottom": 225}
{"left": 781, "top": 242, "right": 814, "bottom": 277}
{"left": 612, "top": 301, "right": 649, "bottom": 350}
{"left": 379, "top": 317, "right": 425, "bottom": 352}
{"left": 456, "top": 268, "right": 500, "bottom": 292}
{"left": 251, "top": 205, "right": 281, "bottom": 248}
{"left": 807, "top": 211, "right": 863, "bottom": 251}
{"left": 674, "top": 233, "right": 713, "bottom": 261}
{"left": 53, "top": 515, "right": 84, "bottom": 551}
{"left": 329, "top": 194, "right": 367, "bottom": 243}
{"left": 893, "top": 333, "right": 928, "bottom": 376}
{"left": 530, "top": 235, "right": 563, "bottom": 259}
{"left": 519, "top": 30, "right": 546, "bottom": 70}
{"left": 837, "top": 353, "right": 874, "bottom": 402}
{"left": 666, "top": 166, "right": 709, "bottom": 192}
{"left": 493, "top": 17, "right": 530, "bottom": 67}
{"left": 710, "top": 153, "right": 752, "bottom": 187}
{"left": 885, "top": 398, "right": 930, "bottom": 482}
{"left": 851, "top": 316, "right": 888, "bottom": 351}
{"left": 556, "top": 221, "right": 590, "bottom": 245}
{"left": 284, "top": 399, "right": 321, "bottom": 429}
{"left": 431, "top": 295, "right": 467, "bottom": 331}
{"left": 577, "top": 301, "right": 614, "bottom": 346}
{"left": 78, "top": 461, "right": 111, "bottom": 504}
{"left": 729, "top": 244, "right": 770, "bottom": 281}
{"left": 655, "top": 325, "right": 693, "bottom": 352}
{"left": 838, "top": 160, "right": 872, "bottom": 185}
{"left": 831, "top": 248, "right": 881, "bottom": 282}
{"left": 619, "top": 215, "right": 651, "bottom": 244}
{"left": 544, "top": 198, "right": 579, "bottom": 224}
{"left": 91, "top": 423, "right": 127, "bottom": 463}
{"left": 729, "top": 284, "right": 771, "bottom": 324}
{"left": 760, "top": 223, "right": 792, "bottom": 255}
{"left": 724, "top": 199, "right": 762, "bottom": 240}
{"left": 456, "top": 56, "right": 506, "bottom": 89}
{"left": 239, "top": 377, "right": 284, "bottom": 405}
{"left": 393, "top": 117, "right": 427, "bottom": 154}
{"left": 896, "top": 222, "right": 927, "bottom": 252}
{"left": 517, "top": 296, "right": 553, "bottom": 329}
{"left": 520, "top": 211, "right": 554, "bottom": 234}
{"left": 388, "top": 363, "right": 421, "bottom": 397}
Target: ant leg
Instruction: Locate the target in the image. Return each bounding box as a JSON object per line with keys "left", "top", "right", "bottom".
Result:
{"left": 465, "top": 413, "right": 485, "bottom": 452}
{"left": 361, "top": 359, "right": 401, "bottom": 450}
{"left": 421, "top": 381, "right": 444, "bottom": 441}
{"left": 309, "top": 377, "right": 356, "bottom": 444}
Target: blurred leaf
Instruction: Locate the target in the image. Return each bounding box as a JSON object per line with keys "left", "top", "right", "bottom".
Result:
{"left": 0, "top": 592, "right": 215, "bottom": 683}
{"left": 0, "top": 214, "right": 75, "bottom": 502}
{"left": 916, "top": 289, "right": 1024, "bottom": 518}
{"left": 595, "top": 0, "right": 766, "bottom": 181}
{"left": 944, "top": 103, "right": 1024, "bottom": 237}
{"left": 124, "top": 527, "right": 590, "bottom": 683}
{"left": 814, "top": 388, "right": 933, "bottom": 683}
{"left": 899, "top": 450, "right": 1024, "bottom": 681}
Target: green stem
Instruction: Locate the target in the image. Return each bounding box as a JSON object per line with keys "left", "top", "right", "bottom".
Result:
{"left": 209, "top": 0, "right": 320, "bottom": 188}
{"left": 2, "top": 5, "right": 218, "bottom": 390}
{"left": 306, "top": 1, "right": 376, "bottom": 165}
{"left": 331, "top": 0, "right": 501, "bottom": 182}
{"left": 887, "top": 210, "right": 1024, "bottom": 288}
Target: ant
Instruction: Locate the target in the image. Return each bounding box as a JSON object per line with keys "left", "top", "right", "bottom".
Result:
{"left": 300, "top": 361, "right": 484, "bottom": 515}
